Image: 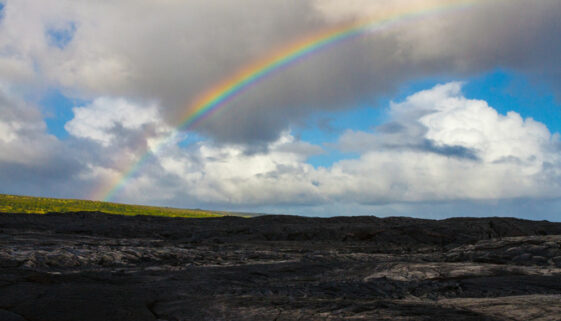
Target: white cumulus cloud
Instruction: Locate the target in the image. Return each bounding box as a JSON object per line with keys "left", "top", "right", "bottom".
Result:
{"left": 65, "top": 97, "right": 168, "bottom": 147}
{"left": 99, "top": 83, "right": 561, "bottom": 213}
{"left": 328, "top": 83, "right": 561, "bottom": 203}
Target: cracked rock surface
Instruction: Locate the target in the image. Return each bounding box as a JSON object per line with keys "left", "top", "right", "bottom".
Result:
{"left": 1, "top": 212, "right": 561, "bottom": 320}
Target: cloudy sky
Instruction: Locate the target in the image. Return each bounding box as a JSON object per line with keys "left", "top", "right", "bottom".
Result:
{"left": 1, "top": 0, "right": 561, "bottom": 219}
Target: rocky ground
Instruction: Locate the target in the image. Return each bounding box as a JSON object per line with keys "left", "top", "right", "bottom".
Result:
{"left": 1, "top": 212, "right": 561, "bottom": 321}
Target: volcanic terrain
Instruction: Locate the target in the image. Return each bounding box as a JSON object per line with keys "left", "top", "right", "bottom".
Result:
{"left": 1, "top": 212, "right": 561, "bottom": 320}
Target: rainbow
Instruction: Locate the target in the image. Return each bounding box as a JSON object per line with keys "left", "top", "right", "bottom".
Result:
{"left": 96, "top": 0, "right": 490, "bottom": 201}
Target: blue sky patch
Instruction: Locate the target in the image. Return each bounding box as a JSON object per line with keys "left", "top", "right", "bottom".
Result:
{"left": 295, "top": 105, "right": 387, "bottom": 168}
{"left": 306, "top": 149, "right": 360, "bottom": 168}
{"left": 41, "top": 90, "right": 87, "bottom": 139}
{"left": 177, "top": 131, "right": 206, "bottom": 148}
{"left": 46, "top": 22, "right": 76, "bottom": 49}
{"left": 297, "top": 69, "right": 561, "bottom": 168}
{"left": 463, "top": 69, "right": 561, "bottom": 134}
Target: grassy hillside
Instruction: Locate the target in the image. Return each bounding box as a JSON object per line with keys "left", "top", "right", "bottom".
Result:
{"left": 0, "top": 194, "right": 234, "bottom": 218}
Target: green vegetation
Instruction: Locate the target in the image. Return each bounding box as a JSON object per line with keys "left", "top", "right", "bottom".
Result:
{"left": 0, "top": 194, "right": 233, "bottom": 218}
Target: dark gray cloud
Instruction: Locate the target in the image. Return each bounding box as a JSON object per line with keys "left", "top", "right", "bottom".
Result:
{"left": 0, "top": 158, "right": 82, "bottom": 198}
{"left": 190, "top": 0, "right": 561, "bottom": 144}
{"left": 418, "top": 140, "right": 479, "bottom": 161}
{"left": 2, "top": 0, "right": 560, "bottom": 145}
{"left": 0, "top": 85, "right": 88, "bottom": 198}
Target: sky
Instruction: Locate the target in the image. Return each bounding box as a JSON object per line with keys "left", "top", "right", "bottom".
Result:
{"left": 1, "top": 0, "right": 561, "bottom": 220}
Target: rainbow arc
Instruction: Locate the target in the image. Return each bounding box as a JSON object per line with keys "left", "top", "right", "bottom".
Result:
{"left": 96, "top": 0, "right": 489, "bottom": 201}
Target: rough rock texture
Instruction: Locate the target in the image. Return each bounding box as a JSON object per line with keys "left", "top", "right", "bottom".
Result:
{"left": 1, "top": 212, "right": 561, "bottom": 320}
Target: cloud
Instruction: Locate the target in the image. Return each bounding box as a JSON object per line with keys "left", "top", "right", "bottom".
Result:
{"left": 326, "top": 83, "right": 561, "bottom": 203}
{"left": 93, "top": 83, "right": 561, "bottom": 215}
{"left": 111, "top": 131, "right": 326, "bottom": 206}
{"left": 0, "top": 84, "right": 86, "bottom": 197}
{"left": 65, "top": 97, "right": 168, "bottom": 147}
{"left": 0, "top": 0, "right": 559, "bottom": 144}
{"left": 3, "top": 78, "right": 561, "bottom": 219}
{"left": 0, "top": 84, "right": 56, "bottom": 164}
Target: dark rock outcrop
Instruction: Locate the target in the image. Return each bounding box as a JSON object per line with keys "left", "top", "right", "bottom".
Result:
{"left": 0, "top": 212, "right": 560, "bottom": 320}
